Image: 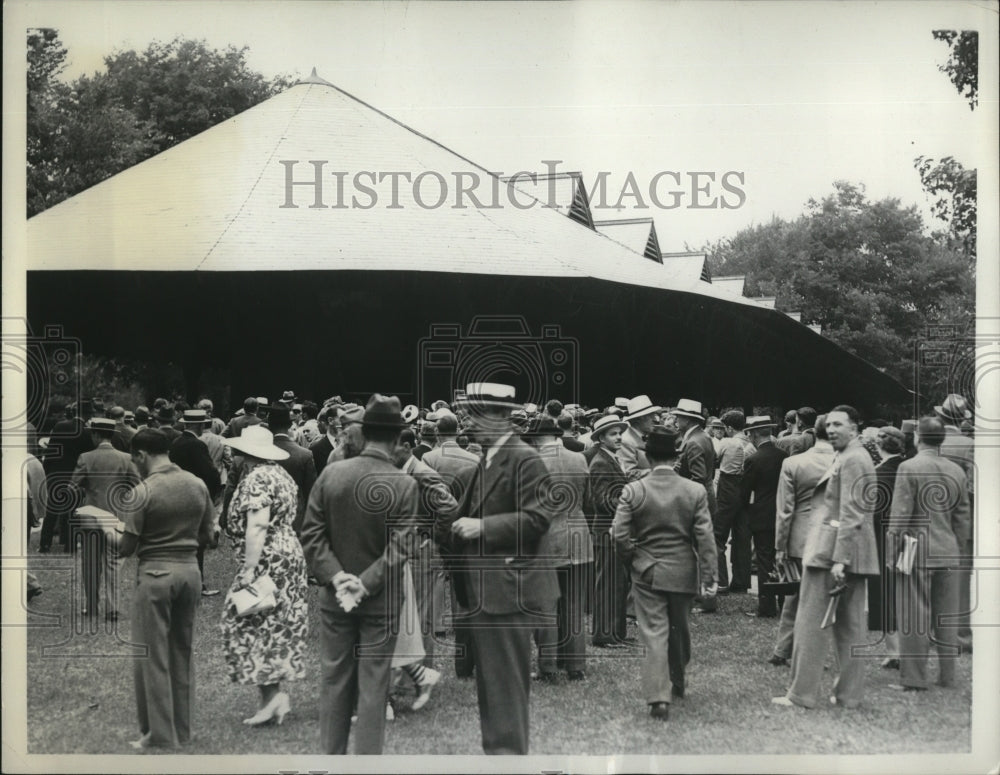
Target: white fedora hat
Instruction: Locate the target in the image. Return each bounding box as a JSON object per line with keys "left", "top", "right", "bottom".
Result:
{"left": 454, "top": 383, "right": 521, "bottom": 410}
{"left": 592, "top": 414, "right": 628, "bottom": 439}
{"left": 223, "top": 425, "right": 289, "bottom": 461}
{"left": 745, "top": 415, "right": 776, "bottom": 432}
{"left": 671, "top": 398, "right": 705, "bottom": 423}
{"left": 401, "top": 404, "right": 420, "bottom": 424}
{"left": 626, "top": 394, "right": 662, "bottom": 421}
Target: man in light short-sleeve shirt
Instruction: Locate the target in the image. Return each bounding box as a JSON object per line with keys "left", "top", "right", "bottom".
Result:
{"left": 118, "top": 429, "right": 214, "bottom": 750}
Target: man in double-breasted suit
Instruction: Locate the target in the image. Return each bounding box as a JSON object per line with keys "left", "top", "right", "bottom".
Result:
{"left": 741, "top": 416, "right": 789, "bottom": 618}
{"left": 300, "top": 395, "right": 420, "bottom": 755}
{"left": 435, "top": 383, "right": 558, "bottom": 755}
{"left": 71, "top": 418, "right": 141, "bottom": 620}
{"left": 770, "top": 415, "right": 835, "bottom": 664}
{"left": 773, "top": 405, "right": 880, "bottom": 710}
{"left": 612, "top": 426, "right": 717, "bottom": 720}
{"left": 887, "top": 416, "right": 971, "bottom": 691}
{"left": 587, "top": 414, "right": 631, "bottom": 647}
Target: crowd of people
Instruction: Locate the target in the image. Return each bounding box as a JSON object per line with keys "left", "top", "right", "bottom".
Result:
{"left": 22, "top": 385, "right": 975, "bottom": 754}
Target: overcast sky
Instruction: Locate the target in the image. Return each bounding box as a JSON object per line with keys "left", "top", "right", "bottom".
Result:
{"left": 15, "top": 0, "right": 999, "bottom": 250}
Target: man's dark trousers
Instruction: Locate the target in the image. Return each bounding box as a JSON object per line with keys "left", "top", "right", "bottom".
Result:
{"left": 463, "top": 610, "right": 536, "bottom": 754}
{"left": 592, "top": 532, "right": 629, "bottom": 643}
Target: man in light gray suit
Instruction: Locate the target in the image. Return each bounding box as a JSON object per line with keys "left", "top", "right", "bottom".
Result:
{"left": 773, "top": 404, "right": 880, "bottom": 710}
{"left": 887, "top": 416, "right": 971, "bottom": 691}
{"left": 613, "top": 426, "right": 717, "bottom": 721}
{"left": 769, "top": 415, "right": 835, "bottom": 665}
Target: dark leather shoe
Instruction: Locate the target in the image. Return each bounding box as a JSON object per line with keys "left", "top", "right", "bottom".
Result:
{"left": 567, "top": 671, "right": 586, "bottom": 681}
{"left": 888, "top": 683, "right": 927, "bottom": 692}
{"left": 693, "top": 606, "right": 717, "bottom": 614}
{"left": 745, "top": 610, "right": 777, "bottom": 618}
{"left": 716, "top": 587, "right": 731, "bottom": 596}
{"left": 671, "top": 685, "right": 684, "bottom": 699}
{"left": 880, "top": 658, "right": 900, "bottom": 670}
{"left": 534, "top": 671, "right": 559, "bottom": 684}
{"left": 768, "top": 655, "right": 790, "bottom": 667}
{"left": 593, "top": 639, "right": 625, "bottom": 648}
{"left": 649, "top": 702, "right": 669, "bottom": 720}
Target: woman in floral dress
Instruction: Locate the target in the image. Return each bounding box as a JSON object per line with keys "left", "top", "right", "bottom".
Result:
{"left": 221, "top": 426, "right": 308, "bottom": 726}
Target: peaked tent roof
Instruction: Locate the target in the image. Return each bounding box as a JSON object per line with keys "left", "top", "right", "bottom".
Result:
{"left": 594, "top": 218, "right": 662, "bottom": 262}
{"left": 712, "top": 275, "right": 747, "bottom": 296}
{"left": 660, "top": 251, "right": 711, "bottom": 283}
{"left": 26, "top": 75, "right": 906, "bottom": 402}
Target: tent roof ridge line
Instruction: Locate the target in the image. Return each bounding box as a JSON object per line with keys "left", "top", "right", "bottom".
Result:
{"left": 193, "top": 84, "right": 313, "bottom": 271}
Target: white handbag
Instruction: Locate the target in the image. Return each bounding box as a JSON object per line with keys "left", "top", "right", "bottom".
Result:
{"left": 231, "top": 574, "right": 278, "bottom": 617}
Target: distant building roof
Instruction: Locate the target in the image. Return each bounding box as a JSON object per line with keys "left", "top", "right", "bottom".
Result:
{"left": 712, "top": 275, "right": 746, "bottom": 296}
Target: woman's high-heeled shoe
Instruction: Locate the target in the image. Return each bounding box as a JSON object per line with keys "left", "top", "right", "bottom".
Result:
{"left": 243, "top": 692, "right": 284, "bottom": 726}
{"left": 274, "top": 693, "right": 291, "bottom": 726}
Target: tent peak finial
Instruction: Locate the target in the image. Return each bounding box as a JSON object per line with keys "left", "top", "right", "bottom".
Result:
{"left": 296, "top": 67, "right": 334, "bottom": 87}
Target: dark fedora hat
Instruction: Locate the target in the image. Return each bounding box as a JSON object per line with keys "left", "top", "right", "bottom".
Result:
{"left": 645, "top": 426, "right": 681, "bottom": 458}
{"left": 529, "top": 415, "right": 563, "bottom": 438}
{"left": 155, "top": 405, "right": 176, "bottom": 423}
{"left": 362, "top": 394, "right": 407, "bottom": 429}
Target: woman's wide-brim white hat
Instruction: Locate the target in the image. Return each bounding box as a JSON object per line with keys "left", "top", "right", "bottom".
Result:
{"left": 223, "top": 425, "right": 289, "bottom": 461}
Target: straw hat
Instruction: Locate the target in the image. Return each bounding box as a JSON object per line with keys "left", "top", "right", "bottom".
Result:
{"left": 591, "top": 414, "right": 628, "bottom": 440}
{"left": 671, "top": 398, "right": 706, "bottom": 423}
{"left": 626, "top": 395, "right": 662, "bottom": 422}
{"left": 223, "top": 425, "right": 289, "bottom": 460}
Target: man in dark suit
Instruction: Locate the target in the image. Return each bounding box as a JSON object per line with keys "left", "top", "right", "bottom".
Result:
{"left": 740, "top": 415, "right": 788, "bottom": 618}
{"left": 435, "top": 383, "right": 558, "bottom": 755}
{"left": 773, "top": 405, "right": 880, "bottom": 710}
{"left": 40, "top": 401, "right": 94, "bottom": 553}
{"left": 888, "top": 416, "right": 971, "bottom": 691}
{"left": 558, "top": 413, "right": 585, "bottom": 452}
{"left": 170, "top": 410, "right": 223, "bottom": 595}
{"left": 267, "top": 405, "right": 318, "bottom": 535}
{"left": 71, "top": 417, "right": 141, "bottom": 620}
{"left": 109, "top": 405, "right": 137, "bottom": 452}
{"left": 308, "top": 405, "right": 339, "bottom": 474}
{"left": 412, "top": 421, "right": 435, "bottom": 460}
{"left": 770, "top": 415, "right": 835, "bottom": 665}
{"left": 671, "top": 398, "right": 718, "bottom": 613}
{"left": 221, "top": 397, "right": 262, "bottom": 438}
{"left": 612, "top": 427, "right": 717, "bottom": 720}
{"left": 587, "top": 413, "right": 631, "bottom": 647}
{"left": 300, "top": 395, "right": 420, "bottom": 755}
{"left": 153, "top": 405, "right": 182, "bottom": 443}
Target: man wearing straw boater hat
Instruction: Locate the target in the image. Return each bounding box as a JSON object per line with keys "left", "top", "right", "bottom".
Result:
{"left": 619, "top": 395, "right": 661, "bottom": 478}
{"left": 588, "top": 412, "right": 632, "bottom": 647}
{"left": 300, "top": 395, "right": 420, "bottom": 755}
{"left": 612, "top": 426, "right": 717, "bottom": 720}
{"left": 671, "top": 399, "right": 719, "bottom": 614}
{"left": 436, "top": 382, "right": 558, "bottom": 754}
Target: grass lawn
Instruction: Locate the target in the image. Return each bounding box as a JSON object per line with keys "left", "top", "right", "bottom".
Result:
{"left": 23, "top": 535, "right": 972, "bottom": 757}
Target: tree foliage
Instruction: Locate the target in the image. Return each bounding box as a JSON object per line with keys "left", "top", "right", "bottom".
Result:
{"left": 704, "top": 182, "right": 974, "bottom": 400}
{"left": 27, "top": 30, "right": 292, "bottom": 217}
{"left": 913, "top": 155, "right": 976, "bottom": 261}
{"left": 932, "top": 30, "right": 978, "bottom": 110}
